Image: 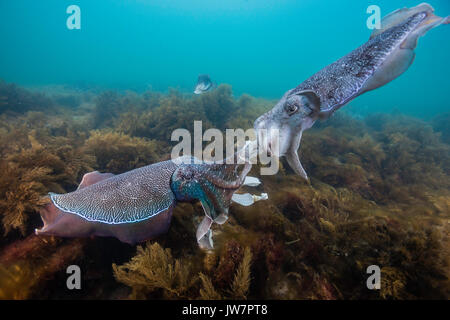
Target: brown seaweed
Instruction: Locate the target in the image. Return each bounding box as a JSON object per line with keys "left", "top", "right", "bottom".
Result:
{"left": 0, "top": 82, "right": 448, "bottom": 300}
{"left": 84, "top": 130, "right": 160, "bottom": 173}
{"left": 112, "top": 242, "right": 195, "bottom": 299}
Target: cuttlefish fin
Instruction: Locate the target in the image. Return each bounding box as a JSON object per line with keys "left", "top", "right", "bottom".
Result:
{"left": 36, "top": 170, "right": 114, "bottom": 235}
{"left": 369, "top": 3, "right": 436, "bottom": 39}
{"left": 400, "top": 11, "right": 450, "bottom": 50}
{"left": 37, "top": 201, "right": 64, "bottom": 232}
{"left": 196, "top": 216, "right": 214, "bottom": 250}
{"left": 77, "top": 171, "right": 115, "bottom": 190}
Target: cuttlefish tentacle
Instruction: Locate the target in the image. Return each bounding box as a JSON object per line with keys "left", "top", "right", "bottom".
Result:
{"left": 170, "top": 161, "right": 248, "bottom": 249}
{"left": 170, "top": 145, "right": 264, "bottom": 249}
{"left": 254, "top": 3, "right": 448, "bottom": 180}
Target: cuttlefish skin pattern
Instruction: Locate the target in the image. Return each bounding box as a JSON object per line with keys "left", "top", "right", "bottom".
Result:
{"left": 293, "top": 12, "right": 426, "bottom": 117}
{"left": 254, "top": 3, "right": 449, "bottom": 179}
{"left": 36, "top": 157, "right": 251, "bottom": 245}
{"left": 171, "top": 161, "right": 251, "bottom": 221}
{"left": 50, "top": 160, "right": 177, "bottom": 224}
{"left": 36, "top": 161, "right": 178, "bottom": 244}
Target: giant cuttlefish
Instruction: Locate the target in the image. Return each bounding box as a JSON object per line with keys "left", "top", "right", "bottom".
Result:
{"left": 254, "top": 3, "right": 449, "bottom": 180}
{"left": 36, "top": 145, "right": 264, "bottom": 248}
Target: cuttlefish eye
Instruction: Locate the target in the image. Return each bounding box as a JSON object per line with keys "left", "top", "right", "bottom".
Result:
{"left": 284, "top": 101, "right": 299, "bottom": 116}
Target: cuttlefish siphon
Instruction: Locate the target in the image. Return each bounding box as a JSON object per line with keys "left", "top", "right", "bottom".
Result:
{"left": 36, "top": 143, "right": 265, "bottom": 248}
{"left": 254, "top": 3, "right": 449, "bottom": 180}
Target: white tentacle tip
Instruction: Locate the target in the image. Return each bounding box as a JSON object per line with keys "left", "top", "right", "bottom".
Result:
{"left": 232, "top": 192, "right": 269, "bottom": 206}
{"left": 243, "top": 176, "right": 261, "bottom": 187}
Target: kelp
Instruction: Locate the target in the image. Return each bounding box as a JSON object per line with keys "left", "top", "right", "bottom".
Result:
{"left": 0, "top": 81, "right": 448, "bottom": 300}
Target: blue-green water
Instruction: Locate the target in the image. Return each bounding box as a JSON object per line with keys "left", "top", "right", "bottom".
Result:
{"left": 0, "top": 0, "right": 449, "bottom": 118}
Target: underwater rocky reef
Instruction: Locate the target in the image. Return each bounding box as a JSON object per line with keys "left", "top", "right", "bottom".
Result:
{"left": 0, "top": 79, "right": 448, "bottom": 300}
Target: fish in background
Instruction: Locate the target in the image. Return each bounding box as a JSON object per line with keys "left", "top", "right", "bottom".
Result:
{"left": 194, "top": 74, "right": 216, "bottom": 94}
{"left": 254, "top": 3, "right": 449, "bottom": 180}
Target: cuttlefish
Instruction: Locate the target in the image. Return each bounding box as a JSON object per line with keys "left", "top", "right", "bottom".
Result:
{"left": 194, "top": 74, "right": 216, "bottom": 94}
{"left": 254, "top": 3, "right": 449, "bottom": 180}
{"left": 36, "top": 144, "right": 265, "bottom": 248}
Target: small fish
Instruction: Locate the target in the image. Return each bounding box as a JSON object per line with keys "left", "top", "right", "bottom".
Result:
{"left": 194, "top": 74, "right": 216, "bottom": 94}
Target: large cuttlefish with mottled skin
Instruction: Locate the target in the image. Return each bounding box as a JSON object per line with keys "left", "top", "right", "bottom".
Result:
{"left": 254, "top": 3, "right": 449, "bottom": 180}
{"left": 36, "top": 145, "right": 264, "bottom": 248}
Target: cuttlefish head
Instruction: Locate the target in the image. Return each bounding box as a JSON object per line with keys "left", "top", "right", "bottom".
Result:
{"left": 254, "top": 89, "right": 321, "bottom": 180}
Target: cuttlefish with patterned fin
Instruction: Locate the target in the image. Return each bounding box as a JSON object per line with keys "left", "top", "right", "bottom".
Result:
{"left": 36, "top": 149, "right": 267, "bottom": 246}
{"left": 36, "top": 161, "right": 178, "bottom": 244}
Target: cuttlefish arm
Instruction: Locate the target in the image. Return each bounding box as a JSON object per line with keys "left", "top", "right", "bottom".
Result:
{"left": 254, "top": 3, "right": 449, "bottom": 180}
{"left": 171, "top": 158, "right": 250, "bottom": 249}
{"left": 171, "top": 148, "right": 267, "bottom": 249}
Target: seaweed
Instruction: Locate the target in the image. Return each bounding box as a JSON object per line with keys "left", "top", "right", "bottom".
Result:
{"left": 198, "top": 272, "right": 222, "bottom": 300}
{"left": 199, "top": 246, "right": 253, "bottom": 300}
{"left": 229, "top": 246, "right": 252, "bottom": 299}
{"left": 0, "top": 80, "right": 55, "bottom": 114}
{"left": 0, "top": 145, "right": 92, "bottom": 236}
{"left": 0, "top": 163, "right": 50, "bottom": 235}
{"left": 112, "top": 242, "right": 195, "bottom": 299}
{"left": 113, "top": 240, "right": 254, "bottom": 300}
{"left": 0, "top": 81, "right": 449, "bottom": 300}
{"left": 0, "top": 110, "right": 94, "bottom": 236}
{"left": 0, "top": 237, "right": 85, "bottom": 299}
{"left": 84, "top": 130, "right": 160, "bottom": 173}
{"left": 432, "top": 112, "right": 450, "bottom": 144}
